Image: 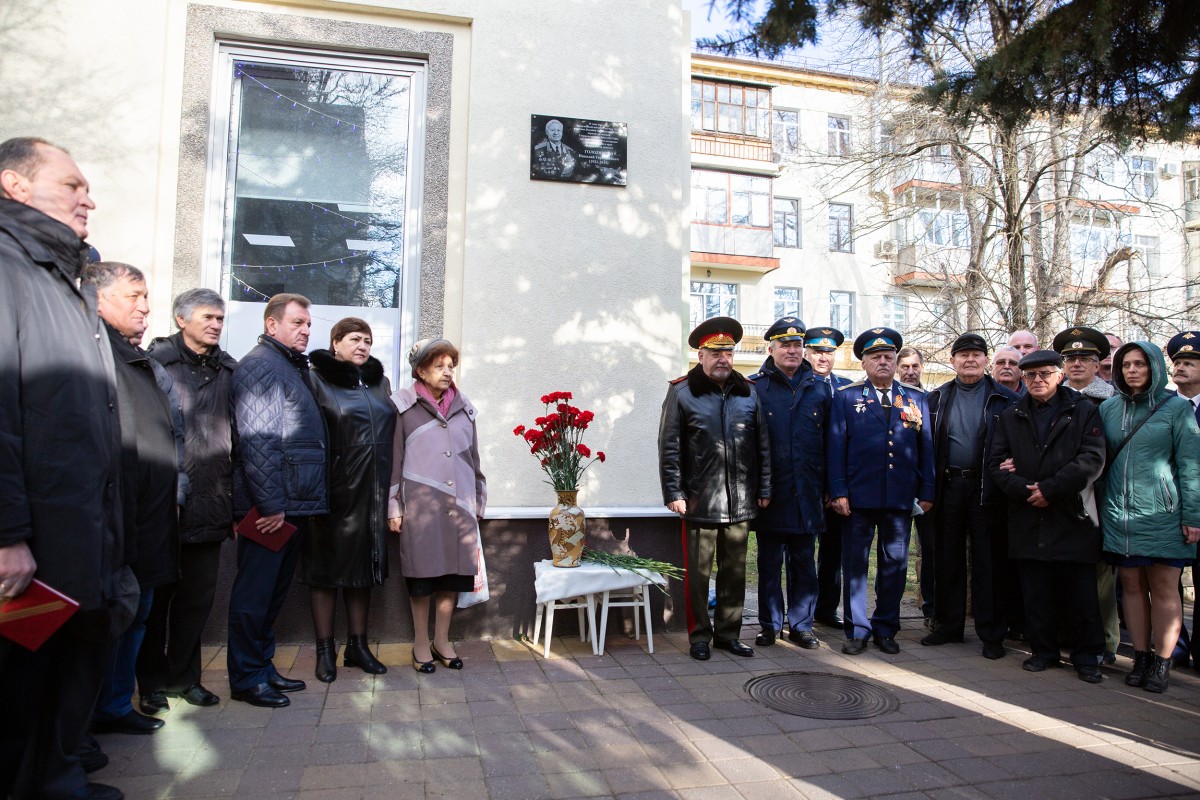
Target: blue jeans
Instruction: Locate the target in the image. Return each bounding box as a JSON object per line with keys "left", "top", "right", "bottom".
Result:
{"left": 842, "top": 509, "right": 911, "bottom": 641}
{"left": 94, "top": 587, "right": 154, "bottom": 720}
{"left": 757, "top": 531, "right": 817, "bottom": 633}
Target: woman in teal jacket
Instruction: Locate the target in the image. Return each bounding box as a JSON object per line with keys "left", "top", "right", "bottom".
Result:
{"left": 1100, "top": 342, "right": 1200, "bottom": 693}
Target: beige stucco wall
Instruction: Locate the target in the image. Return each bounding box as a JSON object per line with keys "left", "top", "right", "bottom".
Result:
{"left": 0, "top": 0, "right": 691, "bottom": 511}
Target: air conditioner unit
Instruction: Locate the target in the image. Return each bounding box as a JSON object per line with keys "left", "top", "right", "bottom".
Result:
{"left": 874, "top": 240, "right": 898, "bottom": 259}
{"left": 1161, "top": 163, "right": 1179, "bottom": 180}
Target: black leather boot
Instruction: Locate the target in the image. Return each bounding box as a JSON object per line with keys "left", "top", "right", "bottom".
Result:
{"left": 344, "top": 634, "right": 387, "bottom": 674}
{"left": 315, "top": 638, "right": 337, "bottom": 683}
{"left": 1143, "top": 653, "right": 1171, "bottom": 693}
{"left": 1125, "top": 650, "right": 1152, "bottom": 687}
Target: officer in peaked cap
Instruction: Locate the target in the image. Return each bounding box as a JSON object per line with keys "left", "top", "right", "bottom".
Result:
{"left": 1167, "top": 331, "right": 1200, "bottom": 366}
{"left": 1167, "top": 330, "right": 1200, "bottom": 671}
{"left": 827, "top": 326, "right": 935, "bottom": 656}
{"left": 660, "top": 315, "right": 769, "bottom": 661}
{"left": 748, "top": 317, "right": 832, "bottom": 650}
{"left": 805, "top": 327, "right": 845, "bottom": 353}
{"left": 852, "top": 327, "right": 903, "bottom": 361}
{"left": 1052, "top": 325, "right": 1119, "bottom": 662}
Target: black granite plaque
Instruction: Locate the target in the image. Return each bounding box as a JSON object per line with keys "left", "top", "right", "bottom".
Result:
{"left": 530, "top": 114, "right": 627, "bottom": 186}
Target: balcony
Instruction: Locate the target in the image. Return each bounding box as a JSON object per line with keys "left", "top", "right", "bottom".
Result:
{"left": 690, "top": 132, "right": 777, "bottom": 175}
{"left": 1187, "top": 199, "right": 1200, "bottom": 231}
{"left": 892, "top": 240, "right": 968, "bottom": 287}
{"left": 691, "top": 224, "right": 779, "bottom": 273}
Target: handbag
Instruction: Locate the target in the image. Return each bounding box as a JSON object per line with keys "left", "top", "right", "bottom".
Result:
{"left": 457, "top": 526, "right": 489, "bottom": 609}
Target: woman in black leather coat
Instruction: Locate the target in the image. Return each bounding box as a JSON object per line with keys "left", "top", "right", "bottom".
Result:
{"left": 301, "top": 318, "right": 396, "bottom": 681}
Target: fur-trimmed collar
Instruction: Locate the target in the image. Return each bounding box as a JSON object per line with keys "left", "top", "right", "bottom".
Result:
{"left": 309, "top": 348, "right": 386, "bottom": 388}
{"left": 686, "top": 363, "right": 751, "bottom": 397}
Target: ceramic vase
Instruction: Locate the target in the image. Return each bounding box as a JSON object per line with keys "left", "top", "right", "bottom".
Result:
{"left": 549, "top": 490, "right": 586, "bottom": 567}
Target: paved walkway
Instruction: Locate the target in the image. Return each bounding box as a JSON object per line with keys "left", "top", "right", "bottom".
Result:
{"left": 95, "top": 625, "right": 1200, "bottom": 800}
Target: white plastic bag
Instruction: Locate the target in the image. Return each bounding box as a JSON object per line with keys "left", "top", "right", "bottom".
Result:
{"left": 457, "top": 530, "right": 489, "bottom": 608}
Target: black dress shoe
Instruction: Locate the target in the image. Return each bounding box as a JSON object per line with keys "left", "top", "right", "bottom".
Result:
{"left": 138, "top": 690, "right": 169, "bottom": 715}
{"left": 92, "top": 710, "right": 164, "bottom": 736}
{"left": 1022, "top": 655, "right": 1061, "bottom": 672}
{"left": 920, "top": 630, "right": 964, "bottom": 646}
{"left": 689, "top": 642, "right": 711, "bottom": 661}
{"left": 169, "top": 684, "right": 220, "bottom": 706}
{"left": 267, "top": 674, "right": 306, "bottom": 693}
{"left": 68, "top": 782, "right": 124, "bottom": 799}
{"left": 875, "top": 636, "right": 900, "bottom": 655}
{"left": 814, "top": 613, "right": 843, "bottom": 627}
{"left": 982, "top": 642, "right": 1006, "bottom": 660}
{"left": 715, "top": 639, "right": 754, "bottom": 657}
{"left": 788, "top": 630, "right": 820, "bottom": 649}
{"left": 842, "top": 638, "right": 866, "bottom": 655}
{"left": 231, "top": 683, "right": 290, "bottom": 708}
{"left": 754, "top": 630, "right": 777, "bottom": 647}
{"left": 1076, "top": 665, "right": 1104, "bottom": 683}
{"left": 77, "top": 735, "right": 109, "bottom": 775}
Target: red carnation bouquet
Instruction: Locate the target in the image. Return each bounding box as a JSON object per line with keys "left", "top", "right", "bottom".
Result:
{"left": 513, "top": 391, "right": 606, "bottom": 491}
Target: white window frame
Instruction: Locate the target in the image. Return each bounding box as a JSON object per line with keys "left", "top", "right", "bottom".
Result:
{"left": 773, "top": 109, "right": 799, "bottom": 154}
{"left": 830, "top": 290, "right": 855, "bottom": 338}
{"left": 774, "top": 286, "right": 802, "bottom": 319}
{"left": 829, "top": 203, "right": 854, "bottom": 253}
{"left": 882, "top": 295, "right": 907, "bottom": 330}
{"left": 828, "top": 115, "right": 851, "bottom": 157}
{"left": 1130, "top": 155, "right": 1158, "bottom": 199}
{"left": 690, "top": 281, "right": 738, "bottom": 329}
{"left": 773, "top": 197, "right": 800, "bottom": 248}
{"left": 1135, "top": 234, "right": 1162, "bottom": 278}
{"left": 201, "top": 42, "right": 427, "bottom": 365}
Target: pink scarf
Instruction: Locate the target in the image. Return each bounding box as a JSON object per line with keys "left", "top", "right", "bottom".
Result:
{"left": 415, "top": 381, "right": 456, "bottom": 417}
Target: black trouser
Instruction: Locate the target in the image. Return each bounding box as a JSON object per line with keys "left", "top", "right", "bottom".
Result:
{"left": 1016, "top": 559, "right": 1105, "bottom": 666}
{"left": 932, "top": 475, "right": 1008, "bottom": 645}
{"left": 138, "top": 540, "right": 225, "bottom": 693}
{"left": 913, "top": 512, "right": 934, "bottom": 620}
{"left": 0, "top": 617, "right": 113, "bottom": 799}
{"left": 814, "top": 507, "right": 842, "bottom": 619}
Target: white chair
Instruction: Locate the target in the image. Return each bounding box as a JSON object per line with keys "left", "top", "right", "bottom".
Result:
{"left": 531, "top": 593, "right": 598, "bottom": 658}
{"left": 597, "top": 583, "right": 654, "bottom": 655}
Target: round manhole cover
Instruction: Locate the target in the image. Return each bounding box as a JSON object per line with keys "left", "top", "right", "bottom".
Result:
{"left": 745, "top": 671, "right": 900, "bottom": 719}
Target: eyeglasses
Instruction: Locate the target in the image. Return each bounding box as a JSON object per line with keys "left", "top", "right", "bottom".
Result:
{"left": 1022, "top": 370, "right": 1059, "bottom": 382}
{"left": 1063, "top": 354, "right": 1098, "bottom": 364}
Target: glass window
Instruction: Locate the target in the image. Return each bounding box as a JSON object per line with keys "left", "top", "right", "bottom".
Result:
{"left": 691, "top": 169, "right": 728, "bottom": 223}
{"left": 878, "top": 123, "right": 895, "bottom": 154}
{"left": 830, "top": 291, "right": 855, "bottom": 338}
{"left": 1135, "top": 235, "right": 1162, "bottom": 277}
{"left": 690, "top": 281, "right": 738, "bottom": 329}
{"left": 929, "top": 302, "right": 950, "bottom": 344}
{"left": 773, "top": 198, "right": 800, "bottom": 247}
{"left": 1130, "top": 156, "right": 1158, "bottom": 199}
{"left": 730, "top": 174, "right": 770, "bottom": 227}
{"left": 916, "top": 209, "right": 970, "bottom": 247}
{"left": 828, "top": 115, "right": 851, "bottom": 157}
{"left": 692, "top": 79, "right": 771, "bottom": 138}
{"left": 828, "top": 203, "right": 853, "bottom": 252}
{"left": 774, "top": 287, "right": 801, "bottom": 319}
{"left": 882, "top": 296, "right": 907, "bottom": 330}
{"left": 1184, "top": 162, "right": 1200, "bottom": 202}
{"left": 1089, "top": 148, "right": 1116, "bottom": 183}
{"left": 773, "top": 109, "right": 799, "bottom": 154}
{"left": 221, "top": 59, "right": 416, "bottom": 311}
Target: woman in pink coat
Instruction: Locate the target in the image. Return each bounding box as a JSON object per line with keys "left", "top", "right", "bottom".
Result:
{"left": 387, "top": 338, "right": 487, "bottom": 672}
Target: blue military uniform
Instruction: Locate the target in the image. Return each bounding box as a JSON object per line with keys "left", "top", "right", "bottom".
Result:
{"left": 827, "top": 328, "right": 935, "bottom": 652}
{"left": 1167, "top": 331, "right": 1200, "bottom": 670}
{"left": 748, "top": 318, "right": 831, "bottom": 646}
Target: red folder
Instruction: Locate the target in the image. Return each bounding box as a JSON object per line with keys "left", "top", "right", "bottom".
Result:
{"left": 235, "top": 507, "right": 298, "bottom": 553}
{"left": 0, "top": 579, "right": 80, "bottom": 651}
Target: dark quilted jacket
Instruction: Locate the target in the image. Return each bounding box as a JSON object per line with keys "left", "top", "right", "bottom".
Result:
{"left": 231, "top": 335, "right": 328, "bottom": 518}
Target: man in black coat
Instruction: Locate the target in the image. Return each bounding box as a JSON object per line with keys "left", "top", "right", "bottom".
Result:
{"left": 0, "top": 137, "right": 133, "bottom": 800}
{"left": 138, "top": 289, "right": 237, "bottom": 712}
{"left": 84, "top": 262, "right": 186, "bottom": 738}
{"left": 988, "top": 350, "right": 1107, "bottom": 683}
{"left": 922, "top": 334, "right": 1018, "bottom": 659}
{"left": 659, "top": 317, "right": 771, "bottom": 661}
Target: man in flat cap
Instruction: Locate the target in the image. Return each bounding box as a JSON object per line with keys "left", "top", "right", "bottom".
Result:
{"left": 1053, "top": 326, "right": 1118, "bottom": 662}
{"left": 1166, "top": 331, "right": 1200, "bottom": 670}
{"left": 659, "top": 317, "right": 771, "bottom": 660}
{"left": 922, "top": 334, "right": 1018, "bottom": 659}
{"left": 747, "top": 318, "right": 830, "bottom": 649}
{"left": 988, "top": 350, "right": 1107, "bottom": 682}
{"left": 805, "top": 328, "right": 852, "bottom": 628}
{"left": 828, "top": 327, "right": 935, "bottom": 655}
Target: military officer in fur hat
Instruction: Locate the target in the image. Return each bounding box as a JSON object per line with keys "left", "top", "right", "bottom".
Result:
{"left": 827, "top": 327, "right": 936, "bottom": 655}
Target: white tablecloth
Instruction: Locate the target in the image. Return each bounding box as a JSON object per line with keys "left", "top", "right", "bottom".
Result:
{"left": 533, "top": 559, "right": 667, "bottom": 605}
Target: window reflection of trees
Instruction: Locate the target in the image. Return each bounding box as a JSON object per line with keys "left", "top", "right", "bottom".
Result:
{"left": 229, "top": 64, "right": 411, "bottom": 309}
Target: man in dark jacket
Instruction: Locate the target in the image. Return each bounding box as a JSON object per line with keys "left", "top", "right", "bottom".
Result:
{"left": 988, "top": 350, "right": 1107, "bottom": 683}
{"left": 138, "top": 289, "right": 236, "bottom": 712}
{"left": 227, "top": 293, "right": 328, "bottom": 707}
{"left": 0, "top": 138, "right": 133, "bottom": 800}
{"left": 748, "top": 318, "right": 830, "bottom": 649}
{"left": 828, "top": 328, "right": 935, "bottom": 655}
{"left": 921, "top": 334, "right": 1018, "bottom": 659}
{"left": 84, "top": 262, "right": 186, "bottom": 738}
{"left": 659, "top": 316, "right": 770, "bottom": 661}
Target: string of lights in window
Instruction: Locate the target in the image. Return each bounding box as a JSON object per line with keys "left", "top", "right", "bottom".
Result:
{"left": 236, "top": 69, "right": 363, "bottom": 131}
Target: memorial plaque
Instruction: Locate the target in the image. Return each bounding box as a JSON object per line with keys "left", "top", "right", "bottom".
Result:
{"left": 530, "top": 114, "right": 627, "bottom": 186}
